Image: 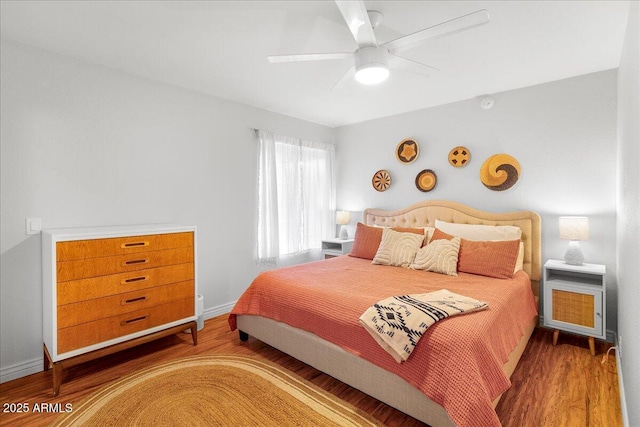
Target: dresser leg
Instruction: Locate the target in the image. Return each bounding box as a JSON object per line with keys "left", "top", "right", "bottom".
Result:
{"left": 190, "top": 322, "right": 198, "bottom": 346}
{"left": 43, "top": 345, "right": 50, "bottom": 371}
{"left": 52, "top": 362, "right": 63, "bottom": 396}
{"left": 553, "top": 329, "right": 559, "bottom": 346}
{"left": 44, "top": 344, "right": 62, "bottom": 395}
{"left": 588, "top": 336, "right": 595, "bottom": 356}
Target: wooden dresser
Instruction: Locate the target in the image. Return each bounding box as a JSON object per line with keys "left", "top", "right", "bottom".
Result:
{"left": 42, "top": 224, "right": 197, "bottom": 395}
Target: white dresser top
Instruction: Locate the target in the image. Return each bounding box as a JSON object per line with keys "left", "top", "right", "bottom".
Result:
{"left": 42, "top": 223, "right": 196, "bottom": 240}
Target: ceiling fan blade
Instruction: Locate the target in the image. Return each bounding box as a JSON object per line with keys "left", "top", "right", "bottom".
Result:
{"left": 332, "top": 65, "right": 355, "bottom": 90}
{"left": 388, "top": 54, "right": 439, "bottom": 78}
{"left": 268, "top": 52, "right": 352, "bottom": 63}
{"left": 383, "top": 9, "right": 490, "bottom": 54}
{"left": 335, "top": 0, "right": 378, "bottom": 48}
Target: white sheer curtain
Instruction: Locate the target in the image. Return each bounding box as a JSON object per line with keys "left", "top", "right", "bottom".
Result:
{"left": 256, "top": 130, "right": 335, "bottom": 263}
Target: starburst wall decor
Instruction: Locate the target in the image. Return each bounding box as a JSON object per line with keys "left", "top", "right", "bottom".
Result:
{"left": 395, "top": 138, "right": 419, "bottom": 164}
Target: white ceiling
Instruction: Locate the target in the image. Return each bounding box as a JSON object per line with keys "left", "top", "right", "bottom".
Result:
{"left": 0, "top": 1, "right": 630, "bottom": 128}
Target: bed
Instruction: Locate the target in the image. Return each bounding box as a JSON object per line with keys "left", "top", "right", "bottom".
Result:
{"left": 229, "top": 200, "right": 541, "bottom": 427}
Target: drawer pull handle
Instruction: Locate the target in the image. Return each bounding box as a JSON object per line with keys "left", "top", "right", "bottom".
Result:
{"left": 121, "top": 275, "right": 149, "bottom": 284}
{"left": 121, "top": 315, "right": 148, "bottom": 326}
{"left": 123, "top": 258, "right": 148, "bottom": 266}
{"left": 122, "top": 296, "right": 147, "bottom": 305}
{"left": 121, "top": 241, "right": 149, "bottom": 249}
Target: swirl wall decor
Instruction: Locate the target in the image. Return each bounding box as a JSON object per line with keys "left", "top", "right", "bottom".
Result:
{"left": 479, "top": 154, "right": 521, "bottom": 191}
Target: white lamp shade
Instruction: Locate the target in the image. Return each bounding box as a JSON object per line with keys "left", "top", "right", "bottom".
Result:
{"left": 336, "top": 211, "right": 351, "bottom": 225}
{"left": 559, "top": 217, "right": 589, "bottom": 241}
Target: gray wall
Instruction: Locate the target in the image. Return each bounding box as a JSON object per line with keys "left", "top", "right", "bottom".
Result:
{"left": 335, "top": 70, "right": 619, "bottom": 334}
{"left": 0, "top": 39, "right": 332, "bottom": 381}
{"left": 616, "top": 2, "right": 640, "bottom": 425}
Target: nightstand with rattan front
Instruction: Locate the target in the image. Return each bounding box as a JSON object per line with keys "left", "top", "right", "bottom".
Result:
{"left": 543, "top": 259, "right": 606, "bottom": 355}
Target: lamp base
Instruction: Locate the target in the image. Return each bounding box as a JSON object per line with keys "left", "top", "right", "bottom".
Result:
{"left": 564, "top": 241, "right": 584, "bottom": 265}
{"left": 338, "top": 225, "right": 348, "bottom": 240}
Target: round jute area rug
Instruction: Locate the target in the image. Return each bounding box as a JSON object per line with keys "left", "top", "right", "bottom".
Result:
{"left": 51, "top": 355, "right": 383, "bottom": 426}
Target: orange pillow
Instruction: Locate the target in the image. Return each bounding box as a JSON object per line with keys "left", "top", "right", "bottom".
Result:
{"left": 349, "top": 223, "right": 425, "bottom": 260}
{"left": 430, "top": 228, "right": 520, "bottom": 279}
{"left": 430, "top": 227, "right": 455, "bottom": 243}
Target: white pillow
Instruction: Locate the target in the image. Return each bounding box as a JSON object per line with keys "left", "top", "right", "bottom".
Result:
{"left": 411, "top": 237, "right": 461, "bottom": 276}
{"left": 372, "top": 228, "right": 424, "bottom": 268}
{"left": 434, "top": 220, "right": 522, "bottom": 241}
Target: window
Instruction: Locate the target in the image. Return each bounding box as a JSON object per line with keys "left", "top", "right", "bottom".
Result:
{"left": 256, "top": 129, "right": 335, "bottom": 263}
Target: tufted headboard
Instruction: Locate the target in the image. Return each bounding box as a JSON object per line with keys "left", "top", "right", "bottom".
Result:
{"left": 364, "top": 200, "right": 542, "bottom": 293}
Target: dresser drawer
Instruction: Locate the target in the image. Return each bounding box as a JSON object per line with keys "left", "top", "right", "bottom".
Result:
{"left": 57, "top": 280, "right": 194, "bottom": 328}
{"left": 57, "top": 297, "right": 194, "bottom": 354}
{"left": 57, "top": 263, "right": 194, "bottom": 305}
{"left": 57, "top": 247, "right": 194, "bottom": 282}
{"left": 56, "top": 232, "right": 193, "bottom": 261}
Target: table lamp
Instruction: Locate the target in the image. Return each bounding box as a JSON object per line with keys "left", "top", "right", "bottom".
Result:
{"left": 336, "top": 211, "right": 351, "bottom": 240}
{"left": 559, "top": 216, "right": 589, "bottom": 265}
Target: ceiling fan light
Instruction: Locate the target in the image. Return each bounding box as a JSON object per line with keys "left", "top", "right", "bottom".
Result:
{"left": 354, "top": 63, "right": 389, "bottom": 85}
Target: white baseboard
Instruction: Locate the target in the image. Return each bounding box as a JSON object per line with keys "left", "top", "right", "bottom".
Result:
{"left": 0, "top": 357, "right": 43, "bottom": 384}
{"left": 615, "top": 335, "right": 629, "bottom": 427}
{"left": 203, "top": 301, "right": 235, "bottom": 319}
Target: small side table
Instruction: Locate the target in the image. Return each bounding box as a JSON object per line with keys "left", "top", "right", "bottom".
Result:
{"left": 543, "top": 259, "right": 606, "bottom": 355}
{"left": 321, "top": 238, "right": 354, "bottom": 259}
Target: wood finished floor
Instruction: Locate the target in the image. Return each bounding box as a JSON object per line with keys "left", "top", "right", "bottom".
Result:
{"left": 0, "top": 315, "right": 621, "bottom": 427}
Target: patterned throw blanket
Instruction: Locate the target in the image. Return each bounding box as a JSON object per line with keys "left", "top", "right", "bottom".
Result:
{"left": 359, "top": 289, "right": 489, "bottom": 362}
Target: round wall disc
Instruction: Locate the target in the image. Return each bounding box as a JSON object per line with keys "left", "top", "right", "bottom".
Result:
{"left": 415, "top": 169, "right": 437, "bottom": 192}
{"left": 448, "top": 146, "right": 471, "bottom": 167}
{"left": 395, "top": 138, "right": 419, "bottom": 164}
{"left": 372, "top": 169, "right": 391, "bottom": 192}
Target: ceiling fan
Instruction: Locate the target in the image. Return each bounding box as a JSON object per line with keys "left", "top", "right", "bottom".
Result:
{"left": 268, "top": 1, "right": 490, "bottom": 87}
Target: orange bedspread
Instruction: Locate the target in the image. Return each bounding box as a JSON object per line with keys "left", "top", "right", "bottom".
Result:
{"left": 229, "top": 256, "right": 538, "bottom": 427}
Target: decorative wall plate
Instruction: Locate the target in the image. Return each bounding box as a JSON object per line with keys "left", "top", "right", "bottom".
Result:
{"left": 448, "top": 146, "right": 471, "bottom": 167}
{"left": 415, "top": 169, "right": 437, "bottom": 192}
{"left": 480, "top": 154, "right": 521, "bottom": 191}
{"left": 395, "top": 138, "right": 419, "bottom": 164}
{"left": 372, "top": 169, "right": 391, "bottom": 192}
